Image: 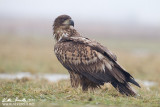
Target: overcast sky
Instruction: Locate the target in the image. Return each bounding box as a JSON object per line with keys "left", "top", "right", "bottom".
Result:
{"left": 0, "top": 0, "right": 160, "bottom": 25}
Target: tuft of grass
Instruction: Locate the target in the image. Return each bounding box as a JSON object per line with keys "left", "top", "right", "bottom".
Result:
{"left": 0, "top": 79, "right": 160, "bottom": 106}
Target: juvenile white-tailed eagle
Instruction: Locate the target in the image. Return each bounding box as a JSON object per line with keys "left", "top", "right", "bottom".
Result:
{"left": 53, "top": 15, "right": 140, "bottom": 96}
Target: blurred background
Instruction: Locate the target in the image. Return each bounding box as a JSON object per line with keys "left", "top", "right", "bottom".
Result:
{"left": 0, "top": 0, "right": 160, "bottom": 82}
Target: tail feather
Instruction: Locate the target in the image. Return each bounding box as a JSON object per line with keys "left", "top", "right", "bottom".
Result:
{"left": 129, "top": 77, "right": 141, "bottom": 88}
{"left": 111, "top": 81, "right": 137, "bottom": 96}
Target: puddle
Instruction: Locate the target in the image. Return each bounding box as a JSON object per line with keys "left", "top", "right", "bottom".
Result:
{"left": 42, "top": 74, "right": 69, "bottom": 82}
{"left": 0, "top": 72, "right": 69, "bottom": 82}
{"left": 137, "top": 79, "right": 158, "bottom": 87}
{"left": 142, "top": 80, "right": 158, "bottom": 87}
{"left": 0, "top": 72, "right": 158, "bottom": 88}
{"left": 136, "top": 79, "right": 158, "bottom": 91}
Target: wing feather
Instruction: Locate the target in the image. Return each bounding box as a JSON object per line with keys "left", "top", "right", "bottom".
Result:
{"left": 54, "top": 37, "right": 128, "bottom": 84}
{"left": 61, "top": 36, "right": 117, "bottom": 61}
{"left": 54, "top": 36, "right": 140, "bottom": 87}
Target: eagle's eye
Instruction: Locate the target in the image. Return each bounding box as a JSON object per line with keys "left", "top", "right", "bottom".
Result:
{"left": 61, "top": 19, "right": 65, "bottom": 22}
{"left": 61, "top": 18, "right": 70, "bottom": 23}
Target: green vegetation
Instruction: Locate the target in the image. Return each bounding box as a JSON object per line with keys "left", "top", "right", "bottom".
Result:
{"left": 0, "top": 35, "right": 160, "bottom": 106}
{"left": 0, "top": 79, "right": 160, "bottom": 106}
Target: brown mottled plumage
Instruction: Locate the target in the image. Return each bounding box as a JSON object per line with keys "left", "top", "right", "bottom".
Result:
{"left": 53, "top": 15, "right": 140, "bottom": 96}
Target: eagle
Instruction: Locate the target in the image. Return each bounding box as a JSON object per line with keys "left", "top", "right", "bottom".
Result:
{"left": 53, "top": 15, "right": 140, "bottom": 96}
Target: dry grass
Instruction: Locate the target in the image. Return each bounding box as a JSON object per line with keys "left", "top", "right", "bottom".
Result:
{"left": 0, "top": 79, "right": 160, "bottom": 106}
{"left": 0, "top": 35, "right": 66, "bottom": 74}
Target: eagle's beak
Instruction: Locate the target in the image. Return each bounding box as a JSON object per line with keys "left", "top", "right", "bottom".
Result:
{"left": 69, "top": 19, "right": 74, "bottom": 27}
{"left": 63, "top": 19, "right": 74, "bottom": 27}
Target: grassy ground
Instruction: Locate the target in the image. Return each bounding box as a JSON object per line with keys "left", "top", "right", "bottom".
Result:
{"left": 0, "top": 35, "right": 160, "bottom": 106}
{"left": 0, "top": 79, "right": 160, "bottom": 107}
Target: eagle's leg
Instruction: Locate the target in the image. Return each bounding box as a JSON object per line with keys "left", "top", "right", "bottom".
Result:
{"left": 68, "top": 71, "right": 100, "bottom": 91}
{"left": 68, "top": 71, "right": 81, "bottom": 88}
{"left": 81, "top": 76, "right": 101, "bottom": 91}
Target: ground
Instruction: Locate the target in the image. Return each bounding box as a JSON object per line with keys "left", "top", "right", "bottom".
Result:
{"left": 0, "top": 36, "right": 160, "bottom": 106}
{"left": 0, "top": 79, "right": 160, "bottom": 106}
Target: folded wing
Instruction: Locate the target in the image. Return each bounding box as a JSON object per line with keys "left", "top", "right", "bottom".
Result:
{"left": 54, "top": 36, "right": 140, "bottom": 96}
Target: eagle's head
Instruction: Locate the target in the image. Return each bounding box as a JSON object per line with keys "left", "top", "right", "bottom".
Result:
{"left": 53, "top": 15, "right": 74, "bottom": 30}
{"left": 53, "top": 15, "right": 75, "bottom": 41}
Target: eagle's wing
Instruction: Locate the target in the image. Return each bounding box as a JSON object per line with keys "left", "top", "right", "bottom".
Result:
{"left": 54, "top": 36, "right": 140, "bottom": 88}
{"left": 61, "top": 36, "right": 117, "bottom": 61}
